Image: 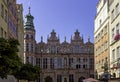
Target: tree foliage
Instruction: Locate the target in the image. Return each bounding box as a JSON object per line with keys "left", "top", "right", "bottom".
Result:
{"left": 14, "top": 64, "right": 40, "bottom": 81}
{"left": 0, "top": 38, "right": 22, "bottom": 79}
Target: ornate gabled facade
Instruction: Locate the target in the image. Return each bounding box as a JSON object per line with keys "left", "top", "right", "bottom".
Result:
{"left": 24, "top": 8, "right": 94, "bottom": 82}
{"left": 34, "top": 30, "right": 94, "bottom": 82}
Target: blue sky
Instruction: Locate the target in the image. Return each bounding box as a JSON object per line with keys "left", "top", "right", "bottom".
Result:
{"left": 17, "top": 0, "right": 99, "bottom": 43}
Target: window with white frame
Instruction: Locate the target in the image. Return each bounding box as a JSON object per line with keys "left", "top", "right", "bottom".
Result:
{"left": 50, "top": 58, "right": 54, "bottom": 69}
{"left": 104, "top": 26, "right": 107, "bottom": 34}
{"left": 111, "top": 9, "right": 114, "bottom": 21}
{"left": 36, "top": 58, "right": 41, "bottom": 68}
{"left": 99, "top": 19, "right": 102, "bottom": 26}
{"left": 112, "top": 28, "right": 115, "bottom": 41}
{"left": 112, "top": 49, "right": 115, "bottom": 62}
{"left": 115, "top": 3, "right": 119, "bottom": 16}
{"left": 5, "top": 9, "right": 7, "bottom": 22}
{"left": 57, "top": 57, "right": 62, "bottom": 68}
{"left": 26, "top": 43, "right": 29, "bottom": 51}
{"left": 43, "top": 58, "right": 47, "bottom": 69}
{"left": 116, "top": 23, "right": 119, "bottom": 34}
{"left": 31, "top": 43, "right": 33, "bottom": 52}
{"left": 69, "top": 58, "right": 73, "bottom": 67}
{"left": 117, "top": 46, "right": 120, "bottom": 59}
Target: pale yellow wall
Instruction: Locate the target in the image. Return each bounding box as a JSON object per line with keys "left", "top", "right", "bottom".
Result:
{"left": 94, "top": 0, "right": 110, "bottom": 78}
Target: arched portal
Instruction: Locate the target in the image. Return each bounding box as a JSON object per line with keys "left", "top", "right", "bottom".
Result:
{"left": 45, "top": 76, "right": 53, "bottom": 82}
{"left": 78, "top": 76, "right": 85, "bottom": 82}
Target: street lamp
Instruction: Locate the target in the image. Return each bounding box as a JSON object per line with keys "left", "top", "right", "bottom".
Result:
{"left": 101, "top": 60, "right": 110, "bottom": 82}
{"left": 40, "top": 49, "right": 43, "bottom": 82}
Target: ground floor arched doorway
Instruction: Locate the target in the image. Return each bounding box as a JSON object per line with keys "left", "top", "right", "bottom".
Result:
{"left": 78, "top": 76, "right": 85, "bottom": 82}
{"left": 45, "top": 76, "right": 53, "bottom": 82}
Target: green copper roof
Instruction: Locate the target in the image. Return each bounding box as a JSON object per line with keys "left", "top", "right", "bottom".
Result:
{"left": 24, "top": 7, "right": 35, "bottom": 30}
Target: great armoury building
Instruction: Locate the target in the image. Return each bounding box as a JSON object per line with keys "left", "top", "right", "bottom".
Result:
{"left": 24, "top": 7, "right": 94, "bottom": 82}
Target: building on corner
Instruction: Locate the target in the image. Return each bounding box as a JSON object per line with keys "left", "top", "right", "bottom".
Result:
{"left": 94, "top": 0, "right": 110, "bottom": 79}
{"left": 109, "top": 0, "right": 120, "bottom": 78}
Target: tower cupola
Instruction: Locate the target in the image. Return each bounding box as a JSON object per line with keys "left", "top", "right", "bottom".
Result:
{"left": 24, "top": 7, "right": 34, "bottom": 30}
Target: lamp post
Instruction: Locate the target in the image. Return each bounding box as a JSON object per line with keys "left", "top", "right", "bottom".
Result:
{"left": 101, "top": 60, "right": 109, "bottom": 82}
{"left": 40, "top": 49, "right": 43, "bottom": 82}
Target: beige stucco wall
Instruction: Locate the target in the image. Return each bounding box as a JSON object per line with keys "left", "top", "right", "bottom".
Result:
{"left": 109, "top": 0, "right": 120, "bottom": 78}
{"left": 94, "top": 0, "right": 110, "bottom": 78}
{"left": 0, "top": 0, "right": 8, "bottom": 38}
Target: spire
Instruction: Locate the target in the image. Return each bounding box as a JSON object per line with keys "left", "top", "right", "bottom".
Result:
{"left": 64, "top": 36, "right": 66, "bottom": 42}
{"left": 88, "top": 36, "right": 90, "bottom": 42}
{"left": 28, "top": 0, "right": 31, "bottom": 14}
{"left": 71, "top": 35, "right": 72, "bottom": 40}
{"left": 41, "top": 36, "right": 43, "bottom": 42}
{"left": 82, "top": 34, "right": 84, "bottom": 43}
{"left": 29, "top": 6, "right": 31, "bottom": 14}
{"left": 47, "top": 35, "right": 49, "bottom": 40}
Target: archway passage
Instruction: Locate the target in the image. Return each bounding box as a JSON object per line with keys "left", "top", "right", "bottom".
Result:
{"left": 64, "top": 78, "right": 67, "bottom": 82}
{"left": 78, "top": 76, "right": 85, "bottom": 82}
{"left": 45, "top": 76, "right": 53, "bottom": 82}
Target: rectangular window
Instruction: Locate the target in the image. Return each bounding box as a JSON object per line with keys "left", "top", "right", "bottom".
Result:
{"left": 112, "top": 28, "right": 115, "bottom": 41}
{"left": 90, "top": 58, "right": 94, "bottom": 69}
{"left": 117, "top": 47, "right": 120, "bottom": 59}
{"left": 69, "top": 58, "right": 73, "bottom": 67}
{"left": 26, "top": 56, "right": 29, "bottom": 63}
{"left": 57, "top": 58, "right": 62, "bottom": 68}
{"left": 1, "top": 4, "right": 4, "bottom": 18}
{"left": 99, "top": 19, "right": 102, "bottom": 26}
{"left": 26, "top": 43, "right": 29, "bottom": 51}
{"left": 31, "top": 44, "right": 33, "bottom": 52}
{"left": 36, "top": 58, "right": 41, "bottom": 67}
{"left": 5, "top": 9, "right": 7, "bottom": 22}
{"left": 50, "top": 58, "right": 54, "bottom": 69}
{"left": 112, "top": 49, "right": 115, "bottom": 62}
{"left": 116, "top": 3, "right": 119, "bottom": 15}
{"left": 111, "top": 9, "right": 114, "bottom": 21}
{"left": 43, "top": 58, "right": 47, "bottom": 69}
{"left": 104, "top": 26, "right": 107, "bottom": 34}
{"left": 116, "top": 23, "right": 119, "bottom": 34}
